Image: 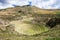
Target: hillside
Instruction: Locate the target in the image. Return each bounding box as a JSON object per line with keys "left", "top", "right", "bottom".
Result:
{"left": 0, "top": 5, "right": 60, "bottom": 40}
{"left": 0, "top": 5, "right": 60, "bottom": 16}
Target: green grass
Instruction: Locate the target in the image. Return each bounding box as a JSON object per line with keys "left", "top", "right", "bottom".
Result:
{"left": 56, "top": 11, "right": 60, "bottom": 14}
{"left": 46, "top": 37, "right": 60, "bottom": 40}
{"left": 23, "top": 21, "right": 49, "bottom": 35}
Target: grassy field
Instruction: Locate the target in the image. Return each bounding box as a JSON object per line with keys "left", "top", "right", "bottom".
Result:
{"left": 0, "top": 6, "right": 60, "bottom": 40}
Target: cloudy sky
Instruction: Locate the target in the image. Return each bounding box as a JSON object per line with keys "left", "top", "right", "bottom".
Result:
{"left": 0, "top": 0, "right": 60, "bottom": 9}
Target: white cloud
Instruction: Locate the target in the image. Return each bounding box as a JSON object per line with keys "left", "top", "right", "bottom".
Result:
{"left": 33, "top": 0, "right": 57, "bottom": 9}
{"left": 0, "top": 0, "right": 60, "bottom": 9}
{"left": 7, "top": 0, "right": 29, "bottom": 6}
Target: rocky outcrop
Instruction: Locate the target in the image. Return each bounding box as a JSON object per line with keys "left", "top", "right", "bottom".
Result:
{"left": 46, "top": 17, "right": 60, "bottom": 28}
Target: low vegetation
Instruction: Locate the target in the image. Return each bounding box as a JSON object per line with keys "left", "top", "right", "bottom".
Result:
{"left": 0, "top": 5, "right": 60, "bottom": 40}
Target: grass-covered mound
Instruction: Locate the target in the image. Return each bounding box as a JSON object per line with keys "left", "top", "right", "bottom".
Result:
{"left": 0, "top": 5, "right": 60, "bottom": 40}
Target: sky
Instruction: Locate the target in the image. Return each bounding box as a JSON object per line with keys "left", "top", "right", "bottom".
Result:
{"left": 0, "top": 0, "right": 60, "bottom": 9}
